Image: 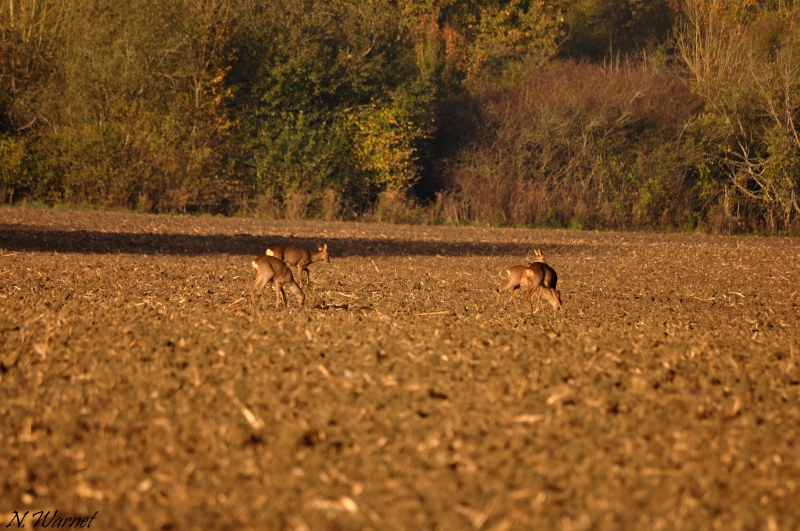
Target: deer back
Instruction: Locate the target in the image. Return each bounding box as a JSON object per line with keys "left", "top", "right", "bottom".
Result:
{"left": 267, "top": 246, "right": 311, "bottom": 266}
{"left": 253, "top": 255, "right": 293, "bottom": 283}
{"left": 541, "top": 263, "right": 558, "bottom": 289}
{"left": 505, "top": 265, "right": 531, "bottom": 288}
{"left": 524, "top": 263, "right": 546, "bottom": 288}
{"left": 525, "top": 261, "right": 557, "bottom": 288}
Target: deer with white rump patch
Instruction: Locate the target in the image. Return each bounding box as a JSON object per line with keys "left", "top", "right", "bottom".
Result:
{"left": 265, "top": 243, "right": 329, "bottom": 289}
{"left": 525, "top": 260, "right": 562, "bottom": 314}
{"left": 250, "top": 255, "right": 305, "bottom": 310}
{"left": 496, "top": 249, "right": 562, "bottom": 314}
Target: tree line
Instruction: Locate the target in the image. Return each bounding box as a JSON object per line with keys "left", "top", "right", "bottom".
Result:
{"left": 1, "top": 0, "right": 799, "bottom": 232}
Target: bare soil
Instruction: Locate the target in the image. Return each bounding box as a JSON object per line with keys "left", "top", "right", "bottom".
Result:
{"left": 1, "top": 208, "right": 799, "bottom": 531}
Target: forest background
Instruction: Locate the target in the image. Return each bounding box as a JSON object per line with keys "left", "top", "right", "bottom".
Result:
{"left": 2, "top": 0, "right": 800, "bottom": 233}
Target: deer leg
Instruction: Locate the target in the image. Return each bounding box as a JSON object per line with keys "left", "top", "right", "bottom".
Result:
{"left": 496, "top": 282, "right": 513, "bottom": 306}
{"left": 262, "top": 277, "right": 273, "bottom": 310}
{"left": 510, "top": 287, "right": 520, "bottom": 310}
{"left": 533, "top": 286, "right": 544, "bottom": 314}
{"left": 525, "top": 285, "right": 534, "bottom": 314}
{"left": 252, "top": 275, "right": 269, "bottom": 309}
{"left": 280, "top": 287, "right": 289, "bottom": 308}
{"left": 263, "top": 273, "right": 276, "bottom": 310}
{"left": 273, "top": 279, "right": 284, "bottom": 309}
{"left": 250, "top": 277, "right": 260, "bottom": 307}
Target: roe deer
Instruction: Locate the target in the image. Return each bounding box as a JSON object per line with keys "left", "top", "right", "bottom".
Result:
{"left": 496, "top": 249, "right": 561, "bottom": 313}
{"left": 496, "top": 248, "right": 545, "bottom": 309}
{"left": 250, "top": 255, "right": 305, "bottom": 310}
{"left": 497, "top": 264, "right": 535, "bottom": 310}
{"left": 524, "top": 259, "right": 562, "bottom": 314}
{"left": 266, "top": 243, "right": 329, "bottom": 289}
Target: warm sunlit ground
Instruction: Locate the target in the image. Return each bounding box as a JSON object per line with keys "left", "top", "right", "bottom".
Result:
{"left": 2, "top": 207, "right": 799, "bottom": 530}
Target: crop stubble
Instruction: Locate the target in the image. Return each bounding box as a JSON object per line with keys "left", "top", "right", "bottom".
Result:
{"left": 1, "top": 209, "right": 799, "bottom": 530}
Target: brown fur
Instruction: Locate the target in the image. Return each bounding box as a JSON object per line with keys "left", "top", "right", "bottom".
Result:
{"left": 250, "top": 255, "right": 305, "bottom": 310}
{"left": 266, "top": 243, "right": 329, "bottom": 288}
{"left": 497, "top": 248, "right": 562, "bottom": 314}
{"left": 524, "top": 262, "right": 562, "bottom": 314}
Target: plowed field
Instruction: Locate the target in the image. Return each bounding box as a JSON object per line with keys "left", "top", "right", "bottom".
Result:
{"left": 1, "top": 208, "right": 799, "bottom": 531}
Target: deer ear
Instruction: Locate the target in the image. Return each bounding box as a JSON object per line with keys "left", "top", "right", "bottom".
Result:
{"left": 323, "top": 243, "right": 328, "bottom": 250}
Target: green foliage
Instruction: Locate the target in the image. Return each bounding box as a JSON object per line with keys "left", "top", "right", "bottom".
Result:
{"left": 471, "top": 0, "right": 563, "bottom": 79}
{"left": 1, "top": 0, "right": 239, "bottom": 212}
{"left": 0, "top": 0, "right": 568, "bottom": 217}
{"left": 677, "top": 0, "right": 800, "bottom": 230}
{"left": 236, "top": 0, "right": 434, "bottom": 209}
{"left": 1, "top": 0, "right": 799, "bottom": 232}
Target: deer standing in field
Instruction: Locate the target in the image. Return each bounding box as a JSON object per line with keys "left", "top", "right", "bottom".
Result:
{"left": 496, "top": 249, "right": 562, "bottom": 314}
{"left": 525, "top": 259, "right": 562, "bottom": 314}
{"left": 250, "top": 255, "right": 305, "bottom": 310}
{"left": 265, "top": 243, "right": 329, "bottom": 289}
{"left": 496, "top": 249, "right": 546, "bottom": 310}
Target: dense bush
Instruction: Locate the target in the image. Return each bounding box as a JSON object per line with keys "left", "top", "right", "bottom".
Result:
{"left": 435, "top": 60, "right": 704, "bottom": 230}
{"left": 431, "top": 0, "right": 800, "bottom": 232}
{"left": 1, "top": 0, "right": 799, "bottom": 232}
{"left": 675, "top": 0, "right": 800, "bottom": 232}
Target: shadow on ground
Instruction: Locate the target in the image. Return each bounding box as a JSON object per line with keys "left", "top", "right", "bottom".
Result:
{"left": 0, "top": 224, "right": 585, "bottom": 258}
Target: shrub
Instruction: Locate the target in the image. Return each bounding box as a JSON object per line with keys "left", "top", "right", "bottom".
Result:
{"left": 438, "top": 59, "right": 703, "bottom": 229}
